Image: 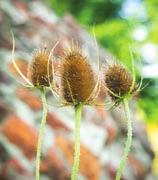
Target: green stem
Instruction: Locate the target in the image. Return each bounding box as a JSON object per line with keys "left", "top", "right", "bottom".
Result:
{"left": 71, "top": 103, "right": 83, "bottom": 180}
{"left": 115, "top": 98, "right": 132, "bottom": 180}
{"left": 35, "top": 88, "right": 48, "bottom": 180}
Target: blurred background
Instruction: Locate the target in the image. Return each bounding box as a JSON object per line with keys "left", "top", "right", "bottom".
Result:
{"left": 0, "top": 0, "right": 157, "bottom": 179}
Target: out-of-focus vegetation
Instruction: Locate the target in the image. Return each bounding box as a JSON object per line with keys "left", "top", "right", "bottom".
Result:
{"left": 47, "top": 0, "right": 124, "bottom": 25}
{"left": 94, "top": 19, "right": 133, "bottom": 67}
{"left": 138, "top": 80, "right": 158, "bottom": 123}
{"left": 47, "top": 0, "right": 158, "bottom": 124}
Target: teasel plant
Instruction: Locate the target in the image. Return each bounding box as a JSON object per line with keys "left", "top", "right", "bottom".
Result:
{"left": 103, "top": 49, "right": 144, "bottom": 180}
{"left": 51, "top": 41, "right": 102, "bottom": 180}
{"left": 11, "top": 31, "right": 59, "bottom": 180}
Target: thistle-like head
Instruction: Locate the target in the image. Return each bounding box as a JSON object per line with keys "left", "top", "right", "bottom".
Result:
{"left": 60, "top": 46, "right": 97, "bottom": 106}
{"left": 27, "top": 48, "right": 52, "bottom": 87}
{"left": 105, "top": 64, "right": 137, "bottom": 105}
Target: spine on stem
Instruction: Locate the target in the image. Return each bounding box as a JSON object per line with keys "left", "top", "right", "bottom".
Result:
{"left": 71, "top": 103, "right": 83, "bottom": 180}
{"left": 36, "top": 88, "right": 48, "bottom": 180}
{"left": 115, "top": 98, "right": 132, "bottom": 180}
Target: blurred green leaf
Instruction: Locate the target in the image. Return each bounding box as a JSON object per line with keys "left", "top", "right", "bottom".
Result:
{"left": 94, "top": 19, "right": 133, "bottom": 67}
{"left": 47, "top": 0, "right": 124, "bottom": 24}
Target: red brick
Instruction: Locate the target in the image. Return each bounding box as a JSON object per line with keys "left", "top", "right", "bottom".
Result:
{"left": 0, "top": 100, "right": 13, "bottom": 120}
{"left": 14, "top": 0, "right": 28, "bottom": 12}
{"left": 1, "top": 115, "right": 38, "bottom": 159}
{"left": 55, "top": 136, "right": 100, "bottom": 180}
{"left": 96, "top": 108, "right": 117, "bottom": 143}
{"left": 105, "top": 123, "right": 117, "bottom": 143}
{"left": 105, "top": 164, "right": 124, "bottom": 180}
{"left": 6, "top": 158, "right": 27, "bottom": 174}
{"left": 96, "top": 108, "right": 108, "bottom": 120}
{"left": 128, "top": 154, "right": 146, "bottom": 177}
{"left": 41, "top": 147, "right": 70, "bottom": 180}
{"left": 0, "top": 144, "right": 9, "bottom": 162}
{"left": 47, "top": 112, "right": 70, "bottom": 131}
{"left": 0, "top": 157, "right": 32, "bottom": 179}
{"left": 16, "top": 87, "right": 42, "bottom": 111}
{"left": 8, "top": 59, "right": 28, "bottom": 80}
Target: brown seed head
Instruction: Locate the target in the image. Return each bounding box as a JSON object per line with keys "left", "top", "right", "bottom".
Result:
{"left": 105, "top": 64, "right": 133, "bottom": 100}
{"left": 27, "top": 48, "right": 52, "bottom": 87}
{"left": 61, "top": 47, "right": 95, "bottom": 105}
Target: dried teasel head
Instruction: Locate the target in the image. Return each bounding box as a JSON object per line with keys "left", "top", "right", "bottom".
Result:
{"left": 60, "top": 45, "right": 97, "bottom": 106}
{"left": 105, "top": 64, "right": 136, "bottom": 103}
{"left": 27, "top": 48, "right": 52, "bottom": 87}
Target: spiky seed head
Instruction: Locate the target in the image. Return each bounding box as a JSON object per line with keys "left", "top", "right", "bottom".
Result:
{"left": 60, "top": 47, "right": 95, "bottom": 105}
{"left": 27, "top": 48, "right": 52, "bottom": 87}
{"left": 105, "top": 64, "right": 133, "bottom": 100}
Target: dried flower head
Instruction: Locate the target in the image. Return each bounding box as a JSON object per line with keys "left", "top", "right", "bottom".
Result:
{"left": 28, "top": 48, "right": 52, "bottom": 87}
{"left": 105, "top": 64, "right": 136, "bottom": 103}
{"left": 60, "top": 46, "right": 97, "bottom": 106}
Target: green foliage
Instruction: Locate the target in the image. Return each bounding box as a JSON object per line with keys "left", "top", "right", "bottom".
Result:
{"left": 144, "top": 0, "right": 158, "bottom": 20}
{"left": 139, "top": 99, "right": 158, "bottom": 123}
{"left": 147, "top": 22, "right": 158, "bottom": 43}
{"left": 145, "top": 0, "right": 158, "bottom": 43}
{"left": 47, "top": 0, "right": 83, "bottom": 17}
{"left": 94, "top": 19, "right": 133, "bottom": 67}
{"left": 47, "top": 0, "right": 124, "bottom": 25}
{"left": 138, "top": 80, "right": 158, "bottom": 123}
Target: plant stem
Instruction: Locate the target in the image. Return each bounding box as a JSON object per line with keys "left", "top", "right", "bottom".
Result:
{"left": 71, "top": 103, "right": 83, "bottom": 180}
{"left": 115, "top": 98, "right": 132, "bottom": 180}
{"left": 36, "top": 87, "right": 47, "bottom": 180}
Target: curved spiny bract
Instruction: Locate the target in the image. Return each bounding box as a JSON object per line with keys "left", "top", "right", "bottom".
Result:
{"left": 105, "top": 64, "right": 133, "bottom": 101}
{"left": 28, "top": 48, "right": 52, "bottom": 87}
{"left": 61, "top": 48, "right": 96, "bottom": 105}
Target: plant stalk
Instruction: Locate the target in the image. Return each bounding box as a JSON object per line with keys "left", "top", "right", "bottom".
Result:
{"left": 35, "top": 87, "right": 47, "bottom": 180}
{"left": 116, "top": 98, "right": 132, "bottom": 180}
{"left": 71, "top": 103, "right": 83, "bottom": 180}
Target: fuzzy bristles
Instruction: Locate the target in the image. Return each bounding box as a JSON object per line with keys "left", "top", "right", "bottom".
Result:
{"left": 27, "top": 48, "right": 52, "bottom": 87}
{"left": 105, "top": 64, "right": 133, "bottom": 100}
{"left": 61, "top": 48, "right": 95, "bottom": 105}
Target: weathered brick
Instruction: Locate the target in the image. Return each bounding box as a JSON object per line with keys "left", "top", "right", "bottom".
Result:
{"left": 55, "top": 136, "right": 100, "bottom": 180}
{"left": 96, "top": 108, "right": 117, "bottom": 143}
{"left": 1, "top": 115, "right": 37, "bottom": 159}
{"left": 0, "top": 143, "right": 9, "bottom": 163}
{"left": 128, "top": 154, "right": 146, "bottom": 178}
{"left": 0, "top": 100, "right": 12, "bottom": 122}
{"left": 0, "top": 157, "right": 33, "bottom": 180}
{"left": 41, "top": 147, "right": 70, "bottom": 180}
{"left": 47, "top": 112, "right": 70, "bottom": 131}
{"left": 8, "top": 59, "right": 28, "bottom": 80}
{"left": 16, "top": 87, "right": 42, "bottom": 111}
